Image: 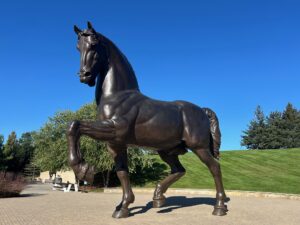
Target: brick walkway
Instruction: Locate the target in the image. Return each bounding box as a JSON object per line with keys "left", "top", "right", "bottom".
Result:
{"left": 0, "top": 184, "right": 299, "bottom": 225}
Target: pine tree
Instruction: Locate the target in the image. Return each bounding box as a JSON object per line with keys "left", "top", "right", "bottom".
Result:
{"left": 18, "top": 132, "right": 35, "bottom": 170}
{"left": 295, "top": 108, "right": 300, "bottom": 147}
{"left": 0, "top": 135, "right": 5, "bottom": 171}
{"left": 3, "top": 132, "right": 20, "bottom": 171}
{"left": 265, "top": 111, "right": 284, "bottom": 149}
{"left": 242, "top": 103, "right": 300, "bottom": 150}
{"left": 241, "top": 106, "right": 267, "bottom": 149}
{"left": 281, "top": 103, "right": 298, "bottom": 148}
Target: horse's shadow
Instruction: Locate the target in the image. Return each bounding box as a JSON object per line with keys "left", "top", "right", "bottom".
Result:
{"left": 130, "top": 196, "right": 230, "bottom": 216}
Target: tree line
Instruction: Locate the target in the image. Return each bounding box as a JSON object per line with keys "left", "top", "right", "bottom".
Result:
{"left": 241, "top": 103, "right": 300, "bottom": 149}
{"left": 2, "top": 102, "right": 299, "bottom": 185}
{"left": 0, "top": 132, "right": 35, "bottom": 172}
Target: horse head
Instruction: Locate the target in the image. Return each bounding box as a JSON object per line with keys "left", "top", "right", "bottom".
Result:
{"left": 74, "top": 22, "right": 108, "bottom": 87}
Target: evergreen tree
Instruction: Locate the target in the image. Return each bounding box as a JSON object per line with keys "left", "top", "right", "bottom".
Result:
{"left": 281, "top": 103, "right": 298, "bottom": 148}
{"left": 241, "top": 106, "right": 267, "bottom": 149}
{"left": 242, "top": 103, "right": 300, "bottom": 150}
{"left": 0, "top": 132, "right": 36, "bottom": 172}
{"left": 295, "top": 107, "right": 300, "bottom": 148}
{"left": 0, "top": 135, "right": 5, "bottom": 171}
{"left": 265, "top": 111, "right": 284, "bottom": 149}
{"left": 3, "top": 132, "right": 20, "bottom": 171}
{"left": 19, "top": 132, "right": 36, "bottom": 171}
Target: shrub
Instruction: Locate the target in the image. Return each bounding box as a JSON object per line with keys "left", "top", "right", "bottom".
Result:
{"left": 0, "top": 172, "right": 27, "bottom": 197}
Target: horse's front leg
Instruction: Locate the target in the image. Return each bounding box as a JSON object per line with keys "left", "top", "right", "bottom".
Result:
{"left": 67, "top": 120, "right": 116, "bottom": 183}
{"left": 108, "top": 144, "right": 135, "bottom": 219}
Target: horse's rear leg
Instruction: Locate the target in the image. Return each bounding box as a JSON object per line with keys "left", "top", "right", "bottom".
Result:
{"left": 67, "top": 120, "right": 116, "bottom": 183}
{"left": 108, "top": 144, "right": 135, "bottom": 219}
{"left": 153, "top": 151, "right": 186, "bottom": 208}
{"left": 192, "top": 148, "right": 227, "bottom": 216}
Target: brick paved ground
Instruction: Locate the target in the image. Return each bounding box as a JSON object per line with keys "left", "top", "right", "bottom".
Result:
{"left": 0, "top": 184, "right": 299, "bottom": 225}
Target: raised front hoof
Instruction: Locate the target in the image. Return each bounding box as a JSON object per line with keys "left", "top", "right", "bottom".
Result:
{"left": 84, "top": 168, "right": 95, "bottom": 184}
{"left": 153, "top": 198, "right": 166, "bottom": 208}
{"left": 112, "top": 208, "right": 129, "bottom": 219}
{"left": 74, "top": 164, "right": 95, "bottom": 184}
{"left": 212, "top": 206, "right": 228, "bottom": 216}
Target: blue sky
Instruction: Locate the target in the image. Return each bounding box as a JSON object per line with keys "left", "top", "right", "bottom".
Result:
{"left": 0, "top": 0, "right": 299, "bottom": 150}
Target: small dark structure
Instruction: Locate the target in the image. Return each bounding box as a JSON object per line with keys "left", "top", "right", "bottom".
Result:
{"left": 67, "top": 22, "right": 227, "bottom": 218}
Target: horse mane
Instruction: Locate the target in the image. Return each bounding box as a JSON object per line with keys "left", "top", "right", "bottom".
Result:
{"left": 90, "top": 31, "right": 140, "bottom": 105}
{"left": 98, "top": 33, "right": 138, "bottom": 87}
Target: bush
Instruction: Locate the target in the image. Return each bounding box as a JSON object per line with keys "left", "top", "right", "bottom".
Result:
{"left": 0, "top": 172, "right": 27, "bottom": 197}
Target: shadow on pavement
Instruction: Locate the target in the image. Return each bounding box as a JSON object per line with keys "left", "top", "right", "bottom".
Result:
{"left": 20, "top": 193, "right": 46, "bottom": 198}
{"left": 130, "top": 196, "right": 230, "bottom": 216}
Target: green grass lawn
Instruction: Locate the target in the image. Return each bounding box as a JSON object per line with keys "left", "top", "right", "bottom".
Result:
{"left": 144, "top": 148, "right": 300, "bottom": 194}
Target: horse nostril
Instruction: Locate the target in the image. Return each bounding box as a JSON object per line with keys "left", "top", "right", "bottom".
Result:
{"left": 83, "top": 71, "right": 91, "bottom": 77}
{"left": 78, "top": 71, "right": 91, "bottom": 77}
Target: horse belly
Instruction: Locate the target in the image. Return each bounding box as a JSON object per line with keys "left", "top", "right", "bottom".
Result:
{"left": 134, "top": 101, "right": 183, "bottom": 149}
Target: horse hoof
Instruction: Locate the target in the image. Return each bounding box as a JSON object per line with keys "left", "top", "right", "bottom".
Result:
{"left": 84, "top": 168, "right": 95, "bottom": 184}
{"left": 212, "top": 206, "right": 227, "bottom": 216}
{"left": 112, "top": 208, "right": 129, "bottom": 219}
{"left": 153, "top": 198, "right": 166, "bottom": 208}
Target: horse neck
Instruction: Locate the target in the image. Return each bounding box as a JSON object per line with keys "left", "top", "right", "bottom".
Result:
{"left": 96, "top": 35, "right": 139, "bottom": 103}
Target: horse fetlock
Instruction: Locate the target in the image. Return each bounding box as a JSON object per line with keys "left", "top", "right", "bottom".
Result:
{"left": 153, "top": 197, "right": 166, "bottom": 208}
{"left": 153, "top": 183, "right": 166, "bottom": 200}
{"left": 123, "top": 192, "right": 135, "bottom": 205}
{"left": 68, "top": 156, "right": 81, "bottom": 167}
{"left": 216, "top": 192, "right": 227, "bottom": 201}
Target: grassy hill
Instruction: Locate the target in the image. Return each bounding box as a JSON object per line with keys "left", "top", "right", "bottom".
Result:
{"left": 145, "top": 148, "right": 300, "bottom": 194}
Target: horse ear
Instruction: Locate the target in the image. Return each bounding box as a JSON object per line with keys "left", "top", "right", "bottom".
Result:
{"left": 74, "top": 25, "right": 82, "bottom": 35}
{"left": 87, "top": 21, "right": 93, "bottom": 29}
{"left": 87, "top": 21, "right": 96, "bottom": 33}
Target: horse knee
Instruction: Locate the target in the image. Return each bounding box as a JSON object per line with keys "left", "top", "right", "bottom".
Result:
{"left": 67, "top": 120, "right": 80, "bottom": 136}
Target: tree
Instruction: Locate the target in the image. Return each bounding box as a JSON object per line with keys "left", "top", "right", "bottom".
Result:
{"left": 241, "top": 103, "right": 300, "bottom": 150}
{"left": 3, "top": 132, "right": 21, "bottom": 172}
{"left": 0, "top": 132, "right": 36, "bottom": 172}
{"left": 281, "top": 103, "right": 299, "bottom": 148}
{"left": 241, "top": 106, "right": 267, "bottom": 149}
{"left": 0, "top": 135, "right": 5, "bottom": 171}
{"left": 33, "top": 110, "right": 76, "bottom": 173}
{"left": 18, "top": 132, "right": 35, "bottom": 170}
{"left": 265, "top": 111, "right": 284, "bottom": 149}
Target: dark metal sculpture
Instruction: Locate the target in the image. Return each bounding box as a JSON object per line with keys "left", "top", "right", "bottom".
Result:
{"left": 67, "top": 22, "right": 227, "bottom": 218}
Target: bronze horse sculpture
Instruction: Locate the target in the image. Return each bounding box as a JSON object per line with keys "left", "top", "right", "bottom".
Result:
{"left": 67, "top": 22, "right": 227, "bottom": 218}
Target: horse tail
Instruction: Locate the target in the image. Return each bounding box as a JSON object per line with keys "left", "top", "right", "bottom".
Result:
{"left": 202, "top": 108, "right": 221, "bottom": 159}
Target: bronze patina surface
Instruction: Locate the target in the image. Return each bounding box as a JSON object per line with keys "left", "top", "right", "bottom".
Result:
{"left": 67, "top": 22, "right": 227, "bottom": 218}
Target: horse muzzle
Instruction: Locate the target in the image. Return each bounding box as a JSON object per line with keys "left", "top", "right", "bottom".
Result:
{"left": 78, "top": 71, "right": 96, "bottom": 86}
